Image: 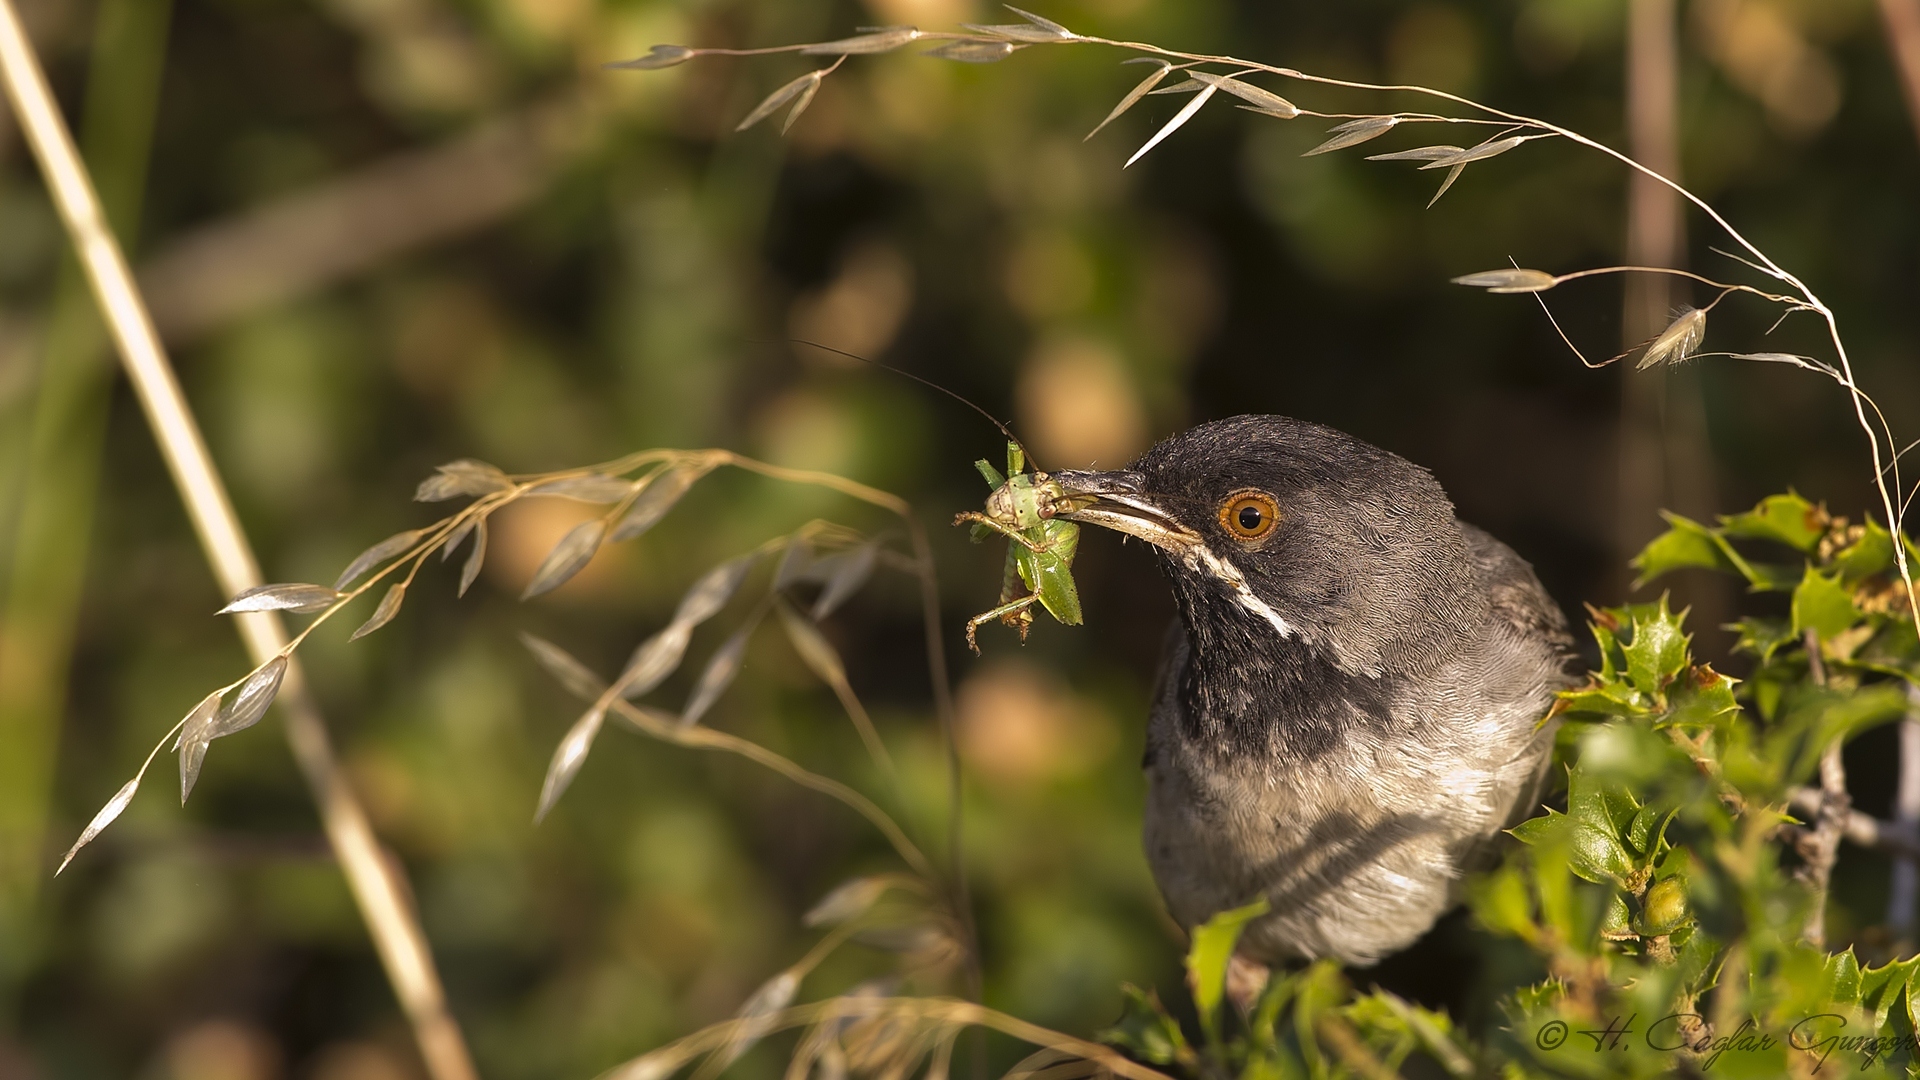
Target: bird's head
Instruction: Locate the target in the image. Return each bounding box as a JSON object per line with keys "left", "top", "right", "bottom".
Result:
{"left": 1051, "top": 414, "right": 1483, "bottom": 678}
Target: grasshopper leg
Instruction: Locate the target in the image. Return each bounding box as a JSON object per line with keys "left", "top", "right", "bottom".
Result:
{"left": 965, "top": 594, "right": 1040, "bottom": 654}
{"left": 953, "top": 512, "right": 1052, "bottom": 553}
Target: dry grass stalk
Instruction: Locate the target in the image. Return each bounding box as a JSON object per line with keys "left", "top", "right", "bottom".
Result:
{"left": 1880, "top": 0, "right": 1920, "bottom": 144}
{"left": 53, "top": 440, "right": 987, "bottom": 1073}
{"left": 599, "top": 994, "right": 1174, "bottom": 1080}
{"left": 0, "top": 2, "right": 480, "bottom": 1076}
{"left": 612, "top": 5, "right": 1920, "bottom": 641}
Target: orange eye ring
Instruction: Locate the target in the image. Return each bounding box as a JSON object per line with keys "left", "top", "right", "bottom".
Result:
{"left": 1220, "top": 490, "right": 1280, "bottom": 541}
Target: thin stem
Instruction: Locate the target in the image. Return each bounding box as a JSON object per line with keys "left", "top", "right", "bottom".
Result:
{"left": 1789, "top": 785, "right": 1920, "bottom": 859}
{"left": 1797, "top": 629, "right": 1847, "bottom": 948}
{"left": 713, "top": 451, "right": 912, "bottom": 516}
{"left": 1890, "top": 685, "right": 1920, "bottom": 940}
{"left": 605, "top": 996, "right": 1178, "bottom": 1080}
{"left": 1296, "top": 110, "right": 1512, "bottom": 126}
{"left": 609, "top": 699, "right": 937, "bottom": 880}
{"left": 1069, "top": 33, "right": 1920, "bottom": 626}
{"left": 664, "top": 16, "right": 1920, "bottom": 636}
{"left": 822, "top": 648, "right": 898, "bottom": 776}
{"left": 0, "top": 4, "right": 479, "bottom": 1076}
{"left": 789, "top": 920, "right": 858, "bottom": 980}
{"left": 658, "top": 26, "right": 1920, "bottom": 624}
{"left": 904, "top": 514, "right": 982, "bottom": 1015}
{"left": 282, "top": 496, "right": 499, "bottom": 653}
{"left": 704, "top": 451, "right": 981, "bottom": 1003}
{"left": 268, "top": 445, "right": 988, "bottom": 1005}
{"left": 1079, "top": 36, "right": 1796, "bottom": 284}
{"left": 139, "top": 714, "right": 194, "bottom": 786}
{"left": 1547, "top": 265, "right": 1799, "bottom": 306}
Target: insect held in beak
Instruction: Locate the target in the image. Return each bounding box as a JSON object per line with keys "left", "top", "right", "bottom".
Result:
{"left": 952, "top": 441, "right": 1092, "bottom": 653}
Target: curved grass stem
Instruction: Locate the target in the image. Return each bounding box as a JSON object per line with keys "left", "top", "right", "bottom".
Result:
{"left": 628, "top": 19, "right": 1920, "bottom": 637}
{"left": 0, "top": 1, "right": 480, "bottom": 1074}
{"left": 600, "top": 995, "right": 1179, "bottom": 1080}
{"left": 1051, "top": 31, "right": 1918, "bottom": 629}
{"left": 609, "top": 698, "right": 938, "bottom": 881}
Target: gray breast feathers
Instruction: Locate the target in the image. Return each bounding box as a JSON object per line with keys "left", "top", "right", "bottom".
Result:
{"left": 1138, "top": 524, "right": 1574, "bottom": 965}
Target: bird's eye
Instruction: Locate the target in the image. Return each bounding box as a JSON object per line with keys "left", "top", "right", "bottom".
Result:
{"left": 1219, "top": 490, "right": 1280, "bottom": 541}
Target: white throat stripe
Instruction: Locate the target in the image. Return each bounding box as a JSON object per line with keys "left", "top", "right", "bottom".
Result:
{"left": 1188, "top": 546, "right": 1295, "bottom": 639}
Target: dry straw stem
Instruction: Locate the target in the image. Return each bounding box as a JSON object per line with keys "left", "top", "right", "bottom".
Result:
{"left": 623, "top": 701, "right": 936, "bottom": 880}
{"left": 623, "top": 5, "right": 1920, "bottom": 631}
{"left": 586, "top": 447, "right": 978, "bottom": 996}
{"left": 178, "top": 448, "right": 965, "bottom": 917}
{"left": 142, "top": 445, "right": 982, "bottom": 1006}
{"left": 0, "top": 3, "right": 479, "bottom": 1079}
{"left": 599, "top": 994, "right": 1176, "bottom": 1080}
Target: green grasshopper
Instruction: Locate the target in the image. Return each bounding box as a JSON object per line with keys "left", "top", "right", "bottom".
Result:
{"left": 954, "top": 442, "right": 1085, "bottom": 653}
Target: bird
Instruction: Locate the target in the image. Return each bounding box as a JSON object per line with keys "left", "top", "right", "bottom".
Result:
{"left": 1046, "top": 414, "right": 1578, "bottom": 968}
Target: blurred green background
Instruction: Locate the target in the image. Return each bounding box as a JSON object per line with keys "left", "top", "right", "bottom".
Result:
{"left": 1, "top": 0, "right": 1917, "bottom": 1075}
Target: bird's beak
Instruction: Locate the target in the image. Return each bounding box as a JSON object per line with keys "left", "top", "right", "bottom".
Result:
{"left": 1047, "top": 470, "right": 1202, "bottom": 555}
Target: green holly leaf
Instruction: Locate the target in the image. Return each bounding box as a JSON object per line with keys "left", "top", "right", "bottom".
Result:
{"left": 1623, "top": 599, "right": 1690, "bottom": 696}
{"left": 1721, "top": 492, "right": 1826, "bottom": 552}
{"left": 1553, "top": 681, "right": 1650, "bottom": 721}
{"left": 1631, "top": 512, "right": 1741, "bottom": 586}
{"left": 1743, "top": 561, "right": 1802, "bottom": 592}
{"left": 1099, "top": 985, "right": 1190, "bottom": 1066}
{"left": 1467, "top": 864, "right": 1538, "bottom": 942}
{"left": 1661, "top": 664, "right": 1740, "bottom": 728}
{"left": 1340, "top": 991, "right": 1472, "bottom": 1079}
{"left": 1792, "top": 566, "right": 1858, "bottom": 641}
{"left": 1886, "top": 982, "right": 1920, "bottom": 1054}
{"left": 1568, "top": 766, "right": 1640, "bottom": 839}
{"left": 1588, "top": 614, "right": 1622, "bottom": 681}
{"left": 1508, "top": 979, "right": 1563, "bottom": 1016}
{"left": 1599, "top": 889, "right": 1633, "bottom": 939}
{"left": 1633, "top": 807, "right": 1680, "bottom": 858}
{"left": 1861, "top": 956, "right": 1920, "bottom": 1028}
{"left": 1747, "top": 567, "right": 1811, "bottom": 602}
{"left": 1730, "top": 617, "right": 1796, "bottom": 663}
{"left": 1512, "top": 808, "right": 1633, "bottom": 886}
{"left": 1626, "top": 805, "right": 1659, "bottom": 854}
{"left": 1509, "top": 811, "right": 1560, "bottom": 848}
{"left": 1186, "top": 898, "right": 1269, "bottom": 1043}
{"left": 1795, "top": 683, "right": 1911, "bottom": 780}
{"left": 1567, "top": 822, "right": 1635, "bottom": 886}
{"left": 1832, "top": 520, "right": 1895, "bottom": 582}
{"left": 1821, "top": 949, "right": 1863, "bottom": 1008}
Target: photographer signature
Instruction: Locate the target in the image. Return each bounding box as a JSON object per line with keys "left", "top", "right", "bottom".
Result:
{"left": 1532, "top": 1012, "right": 1914, "bottom": 1072}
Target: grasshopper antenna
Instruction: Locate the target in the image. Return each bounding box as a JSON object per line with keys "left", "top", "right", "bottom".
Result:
{"left": 785, "top": 338, "right": 1046, "bottom": 472}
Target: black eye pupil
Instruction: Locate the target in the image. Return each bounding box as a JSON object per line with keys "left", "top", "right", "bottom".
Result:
{"left": 1237, "top": 505, "right": 1263, "bottom": 531}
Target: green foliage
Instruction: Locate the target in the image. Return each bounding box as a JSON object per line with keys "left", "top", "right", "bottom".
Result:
{"left": 1103, "top": 903, "right": 1476, "bottom": 1080}
{"left": 1100, "top": 496, "right": 1920, "bottom": 1078}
